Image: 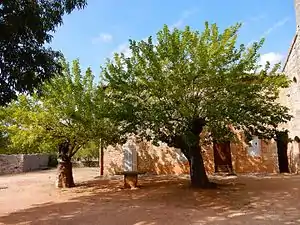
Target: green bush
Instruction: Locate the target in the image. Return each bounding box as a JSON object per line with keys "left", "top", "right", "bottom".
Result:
{"left": 48, "top": 154, "right": 58, "bottom": 167}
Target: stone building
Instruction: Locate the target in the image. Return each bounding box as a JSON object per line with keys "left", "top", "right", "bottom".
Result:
{"left": 278, "top": 0, "right": 300, "bottom": 173}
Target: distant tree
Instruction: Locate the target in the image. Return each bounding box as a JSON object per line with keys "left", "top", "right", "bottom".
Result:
{"left": 0, "top": 59, "right": 119, "bottom": 188}
{"left": 76, "top": 140, "right": 99, "bottom": 162}
{"left": 0, "top": 0, "right": 87, "bottom": 106}
{"left": 102, "top": 23, "right": 292, "bottom": 188}
{"left": 0, "top": 131, "right": 9, "bottom": 154}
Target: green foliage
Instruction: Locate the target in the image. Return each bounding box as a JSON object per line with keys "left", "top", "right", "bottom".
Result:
{"left": 0, "top": 95, "right": 56, "bottom": 154}
{"left": 102, "top": 22, "right": 292, "bottom": 154}
{"left": 75, "top": 141, "right": 99, "bottom": 161}
{"left": 0, "top": 0, "right": 87, "bottom": 106}
{"left": 0, "top": 58, "right": 118, "bottom": 159}
{"left": 48, "top": 154, "right": 59, "bottom": 167}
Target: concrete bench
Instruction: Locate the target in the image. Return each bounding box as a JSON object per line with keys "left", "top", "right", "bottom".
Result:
{"left": 116, "top": 171, "right": 146, "bottom": 189}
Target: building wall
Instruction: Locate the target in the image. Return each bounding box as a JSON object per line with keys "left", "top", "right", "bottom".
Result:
{"left": 279, "top": 2, "right": 300, "bottom": 173}
{"left": 103, "top": 135, "right": 279, "bottom": 176}
{"left": 281, "top": 35, "right": 300, "bottom": 138}
{"left": 103, "top": 141, "right": 190, "bottom": 176}
{"left": 287, "top": 141, "right": 300, "bottom": 173}
{"left": 103, "top": 145, "right": 124, "bottom": 175}
{"left": 296, "top": 0, "right": 300, "bottom": 31}
{"left": 0, "top": 154, "right": 49, "bottom": 175}
{"left": 230, "top": 137, "right": 278, "bottom": 174}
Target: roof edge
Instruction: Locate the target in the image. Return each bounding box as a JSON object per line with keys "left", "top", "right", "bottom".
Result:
{"left": 282, "top": 34, "right": 298, "bottom": 72}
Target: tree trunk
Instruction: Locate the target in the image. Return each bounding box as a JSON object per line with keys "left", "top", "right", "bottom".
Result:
{"left": 55, "top": 159, "right": 75, "bottom": 188}
{"left": 187, "top": 118, "right": 216, "bottom": 188}
{"left": 188, "top": 142, "right": 216, "bottom": 188}
{"left": 100, "top": 139, "right": 104, "bottom": 176}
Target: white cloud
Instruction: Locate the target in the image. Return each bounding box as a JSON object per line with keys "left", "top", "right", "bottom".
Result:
{"left": 92, "top": 33, "right": 113, "bottom": 44}
{"left": 259, "top": 52, "right": 285, "bottom": 67}
{"left": 262, "top": 17, "right": 290, "bottom": 37}
{"left": 170, "top": 8, "right": 198, "bottom": 30}
{"left": 247, "top": 17, "right": 290, "bottom": 47}
{"left": 171, "top": 20, "right": 184, "bottom": 30}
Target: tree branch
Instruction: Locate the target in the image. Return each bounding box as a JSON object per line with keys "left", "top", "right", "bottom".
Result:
{"left": 70, "top": 143, "right": 83, "bottom": 158}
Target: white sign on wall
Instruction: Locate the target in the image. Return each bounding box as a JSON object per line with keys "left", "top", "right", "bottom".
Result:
{"left": 247, "top": 136, "right": 261, "bottom": 157}
{"left": 123, "top": 139, "right": 137, "bottom": 172}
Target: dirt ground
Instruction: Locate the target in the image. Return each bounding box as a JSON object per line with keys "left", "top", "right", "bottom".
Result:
{"left": 0, "top": 168, "right": 300, "bottom": 225}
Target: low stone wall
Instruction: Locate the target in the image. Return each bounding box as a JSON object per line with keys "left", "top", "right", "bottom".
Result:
{"left": 0, "top": 154, "right": 49, "bottom": 175}
{"left": 0, "top": 154, "right": 24, "bottom": 175}
{"left": 23, "top": 154, "right": 49, "bottom": 172}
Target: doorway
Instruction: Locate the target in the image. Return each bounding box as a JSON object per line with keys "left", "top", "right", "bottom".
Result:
{"left": 213, "top": 141, "right": 233, "bottom": 173}
{"left": 276, "top": 131, "right": 290, "bottom": 173}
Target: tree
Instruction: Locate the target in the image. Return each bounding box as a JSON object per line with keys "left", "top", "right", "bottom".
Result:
{"left": 0, "top": 0, "right": 87, "bottom": 106}
{"left": 75, "top": 140, "right": 99, "bottom": 162}
{"left": 0, "top": 59, "right": 119, "bottom": 188}
{"left": 102, "top": 23, "right": 292, "bottom": 188}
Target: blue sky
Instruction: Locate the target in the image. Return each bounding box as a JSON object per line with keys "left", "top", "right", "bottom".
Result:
{"left": 50, "top": 0, "right": 296, "bottom": 79}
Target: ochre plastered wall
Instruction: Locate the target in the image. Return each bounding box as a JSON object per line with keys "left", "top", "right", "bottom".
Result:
{"left": 103, "top": 136, "right": 279, "bottom": 176}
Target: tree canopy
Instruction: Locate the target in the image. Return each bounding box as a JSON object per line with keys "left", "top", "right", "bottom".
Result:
{"left": 1, "top": 57, "right": 123, "bottom": 187}
{"left": 0, "top": 0, "right": 87, "bottom": 106}
{"left": 102, "top": 22, "right": 292, "bottom": 187}
{"left": 0, "top": 58, "right": 119, "bottom": 157}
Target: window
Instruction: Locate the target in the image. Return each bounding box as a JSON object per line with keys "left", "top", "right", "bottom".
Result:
{"left": 247, "top": 136, "right": 261, "bottom": 157}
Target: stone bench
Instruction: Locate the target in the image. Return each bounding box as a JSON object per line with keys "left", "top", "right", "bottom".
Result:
{"left": 116, "top": 171, "right": 146, "bottom": 189}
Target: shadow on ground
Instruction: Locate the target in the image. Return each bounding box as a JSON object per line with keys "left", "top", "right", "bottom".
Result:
{"left": 0, "top": 175, "right": 300, "bottom": 225}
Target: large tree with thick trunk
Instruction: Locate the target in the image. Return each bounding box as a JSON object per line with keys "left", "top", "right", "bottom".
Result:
{"left": 0, "top": 59, "right": 119, "bottom": 188}
{"left": 102, "top": 23, "right": 291, "bottom": 188}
